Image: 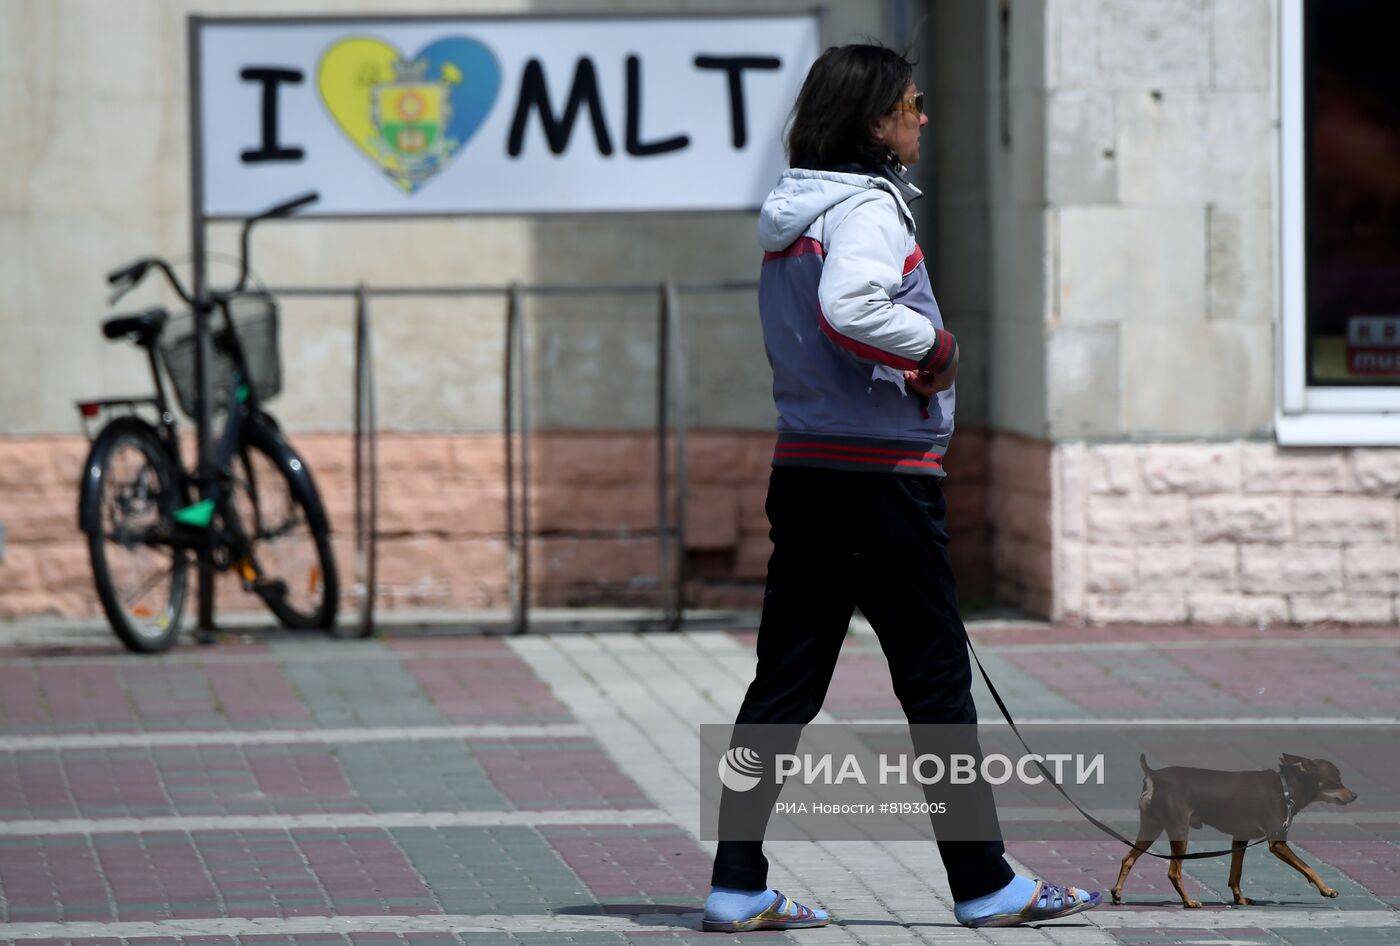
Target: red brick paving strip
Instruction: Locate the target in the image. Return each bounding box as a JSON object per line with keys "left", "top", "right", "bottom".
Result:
{"left": 0, "top": 840, "right": 115, "bottom": 922}
{"left": 823, "top": 652, "right": 903, "bottom": 714}
{"left": 297, "top": 833, "right": 441, "bottom": 915}
{"left": 739, "top": 625, "right": 1400, "bottom": 649}
{"left": 0, "top": 829, "right": 447, "bottom": 922}
{"left": 1162, "top": 647, "right": 1400, "bottom": 710}
{"left": 998, "top": 650, "right": 1160, "bottom": 711}
{"left": 0, "top": 667, "right": 47, "bottom": 727}
{"left": 120, "top": 666, "right": 228, "bottom": 727}
{"left": 36, "top": 665, "right": 136, "bottom": 729}
{"left": 0, "top": 754, "right": 66, "bottom": 815}
{"left": 385, "top": 638, "right": 517, "bottom": 654}
{"left": 1, "top": 748, "right": 374, "bottom": 819}
{"left": 541, "top": 827, "right": 710, "bottom": 902}
{"left": 399, "top": 652, "right": 571, "bottom": 722}
{"left": 205, "top": 662, "right": 313, "bottom": 723}
{"left": 96, "top": 832, "right": 223, "bottom": 921}
{"left": 1100, "top": 928, "right": 1279, "bottom": 944}
{"left": 475, "top": 746, "right": 653, "bottom": 810}
{"left": 1296, "top": 840, "right": 1400, "bottom": 898}
{"left": 969, "top": 624, "right": 1400, "bottom": 646}
{"left": 248, "top": 751, "right": 358, "bottom": 803}
{"left": 66, "top": 757, "right": 171, "bottom": 811}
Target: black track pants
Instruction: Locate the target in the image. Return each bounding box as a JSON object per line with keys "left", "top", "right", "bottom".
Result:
{"left": 709, "top": 466, "right": 1015, "bottom": 903}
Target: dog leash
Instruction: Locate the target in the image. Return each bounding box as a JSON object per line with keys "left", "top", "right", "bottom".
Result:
{"left": 964, "top": 634, "right": 1278, "bottom": 860}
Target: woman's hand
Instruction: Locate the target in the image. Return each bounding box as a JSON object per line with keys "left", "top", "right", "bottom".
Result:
{"left": 904, "top": 340, "right": 958, "bottom": 396}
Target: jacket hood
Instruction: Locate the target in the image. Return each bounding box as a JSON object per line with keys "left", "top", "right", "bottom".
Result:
{"left": 757, "top": 168, "right": 920, "bottom": 252}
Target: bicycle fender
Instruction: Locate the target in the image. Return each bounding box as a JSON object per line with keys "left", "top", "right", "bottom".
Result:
{"left": 77, "top": 417, "right": 170, "bottom": 535}
{"left": 243, "top": 411, "right": 332, "bottom": 534}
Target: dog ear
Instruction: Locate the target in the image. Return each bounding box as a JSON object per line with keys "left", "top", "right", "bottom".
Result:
{"left": 1280, "top": 753, "right": 1309, "bottom": 767}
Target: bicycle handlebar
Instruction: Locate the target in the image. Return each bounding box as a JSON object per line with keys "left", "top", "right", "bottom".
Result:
{"left": 107, "top": 259, "right": 150, "bottom": 286}
{"left": 237, "top": 191, "right": 319, "bottom": 291}
{"left": 106, "top": 258, "right": 194, "bottom": 307}
{"left": 257, "top": 192, "right": 319, "bottom": 221}
{"left": 104, "top": 191, "right": 320, "bottom": 305}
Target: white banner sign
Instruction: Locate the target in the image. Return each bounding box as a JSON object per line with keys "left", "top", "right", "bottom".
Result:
{"left": 194, "top": 14, "right": 820, "bottom": 217}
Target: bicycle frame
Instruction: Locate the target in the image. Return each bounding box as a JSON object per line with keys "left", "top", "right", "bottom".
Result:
{"left": 93, "top": 191, "right": 317, "bottom": 540}
{"left": 85, "top": 191, "right": 318, "bottom": 563}
{"left": 81, "top": 189, "right": 343, "bottom": 647}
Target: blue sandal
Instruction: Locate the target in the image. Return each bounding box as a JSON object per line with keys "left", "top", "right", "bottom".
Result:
{"left": 702, "top": 890, "right": 830, "bottom": 933}
{"left": 961, "top": 881, "right": 1101, "bottom": 928}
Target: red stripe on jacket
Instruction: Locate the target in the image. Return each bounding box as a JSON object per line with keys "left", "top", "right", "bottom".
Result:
{"left": 772, "top": 449, "right": 944, "bottom": 469}
{"left": 763, "top": 236, "right": 825, "bottom": 263}
{"left": 924, "top": 328, "right": 954, "bottom": 372}
{"left": 776, "top": 440, "right": 943, "bottom": 459}
{"left": 818, "top": 309, "right": 921, "bottom": 371}
{"left": 903, "top": 244, "right": 924, "bottom": 277}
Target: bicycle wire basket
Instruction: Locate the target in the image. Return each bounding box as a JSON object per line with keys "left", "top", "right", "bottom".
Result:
{"left": 159, "top": 292, "right": 282, "bottom": 418}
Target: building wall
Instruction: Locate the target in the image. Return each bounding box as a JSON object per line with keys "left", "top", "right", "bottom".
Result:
{"left": 1044, "top": 0, "right": 1275, "bottom": 440}
{"left": 8, "top": 0, "right": 1365, "bottom": 627}
{"left": 0, "top": 0, "right": 907, "bottom": 620}
{"left": 988, "top": 0, "right": 1399, "bottom": 624}
{"left": 987, "top": 0, "right": 1051, "bottom": 441}
{"left": 1054, "top": 442, "right": 1400, "bottom": 625}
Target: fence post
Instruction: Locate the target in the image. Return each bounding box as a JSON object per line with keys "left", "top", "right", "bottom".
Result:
{"left": 188, "top": 15, "right": 216, "bottom": 642}
{"left": 656, "top": 285, "right": 670, "bottom": 628}
{"left": 505, "top": 284, "right": 530, "bottom": 634}
{"left": 665, "top": 281, "right": 687, "bottom": 631}
{"left": 657, "top": 282, "right": 688, "bottom": 631}
{"left": 354, "top": 283, "right": 378, "bottom": 637}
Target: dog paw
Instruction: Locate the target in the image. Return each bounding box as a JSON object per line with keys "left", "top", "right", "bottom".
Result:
{"left": 1321, "top": 888, "right": 1339, "bottom": 898}
{"left": 1233, "top": 896, "right": 1253, "bottom": 906}
{"left": 1110, "top": 891, "right": 1123, "bottom": 905}
{"left": 1183, "top": 899, "right": 1203, "bottom": 909}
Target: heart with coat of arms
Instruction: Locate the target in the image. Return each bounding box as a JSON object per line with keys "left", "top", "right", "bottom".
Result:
{"left": 317, "top": 36, "right": 501, "bottom": 193}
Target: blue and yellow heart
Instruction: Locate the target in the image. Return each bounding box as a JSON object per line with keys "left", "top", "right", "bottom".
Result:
{"left": 317, "top": 36, "right": 500, "bottom": 193}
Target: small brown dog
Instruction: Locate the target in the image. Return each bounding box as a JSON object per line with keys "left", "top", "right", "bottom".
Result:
{"left": 1111, "top": 753, "right": 1358, "bottom": 908}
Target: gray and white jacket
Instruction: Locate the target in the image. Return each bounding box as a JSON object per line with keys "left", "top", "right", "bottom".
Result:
{"left": 757, "top": 166, "right": 957, "bottom": 476}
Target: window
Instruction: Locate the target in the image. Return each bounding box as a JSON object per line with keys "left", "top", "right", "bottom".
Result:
{"left": 1278, "top": 0, "right": 1400, "bottom": 443}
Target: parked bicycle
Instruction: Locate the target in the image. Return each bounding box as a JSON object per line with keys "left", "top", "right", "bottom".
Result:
{"left": 76, "top": 193, "right": 342, "bottom": 653}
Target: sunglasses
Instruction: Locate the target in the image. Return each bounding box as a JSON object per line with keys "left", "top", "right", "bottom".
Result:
{"left": 894, "top": 91, "right": 924, "bottom": 116}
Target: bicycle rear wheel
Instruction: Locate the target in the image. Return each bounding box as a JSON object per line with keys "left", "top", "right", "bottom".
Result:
{"left": 234, "top": 437, "right": 338, "bottom": 631}
{"left": 86, "top": 421, "right": 188, "bottom": 653}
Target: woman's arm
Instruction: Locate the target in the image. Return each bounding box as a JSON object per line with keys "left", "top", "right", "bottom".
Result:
{"left": 817, "top": 196, "right": 957, "bottom": 374}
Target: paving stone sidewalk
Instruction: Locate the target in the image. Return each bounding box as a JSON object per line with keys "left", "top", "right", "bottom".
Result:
{"left": 0, "top": 620, "right": 1396, "bottom": 946}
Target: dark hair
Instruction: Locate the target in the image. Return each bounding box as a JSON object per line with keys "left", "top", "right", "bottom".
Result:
{"left": 785, "top": 44, "right": 913, "bottom": 170}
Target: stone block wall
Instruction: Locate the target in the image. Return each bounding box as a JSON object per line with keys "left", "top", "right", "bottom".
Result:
{"left": 1054, "top": 441, "right": 1400, "bottom": 624}
{"left": 1038, "top": 0, "right": 1277, "bottom": 443}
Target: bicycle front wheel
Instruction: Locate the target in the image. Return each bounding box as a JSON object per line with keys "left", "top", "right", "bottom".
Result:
{"left": 234, "top": 434, "right": 338, "bottom": 631}
{"left": 86, "top": 420, "right": 188, "bottom": 653}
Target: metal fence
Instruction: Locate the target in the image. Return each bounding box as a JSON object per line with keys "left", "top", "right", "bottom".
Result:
{"left": 195, "top": 278, "right": 758, "bottom": 636}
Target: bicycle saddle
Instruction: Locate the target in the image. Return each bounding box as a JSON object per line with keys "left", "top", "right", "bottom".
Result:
{"left": 103, "top": 307, "right": 169, "bottom": 344}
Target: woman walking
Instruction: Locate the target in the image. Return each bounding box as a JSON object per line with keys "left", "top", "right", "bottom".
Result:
{"left": 702, "top": 43, "right": 1101, "bottom": 933}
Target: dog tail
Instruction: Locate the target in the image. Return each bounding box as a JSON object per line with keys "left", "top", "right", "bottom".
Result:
{"left": 1139, "top": 753, "right": 1153, "bottom": 775}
